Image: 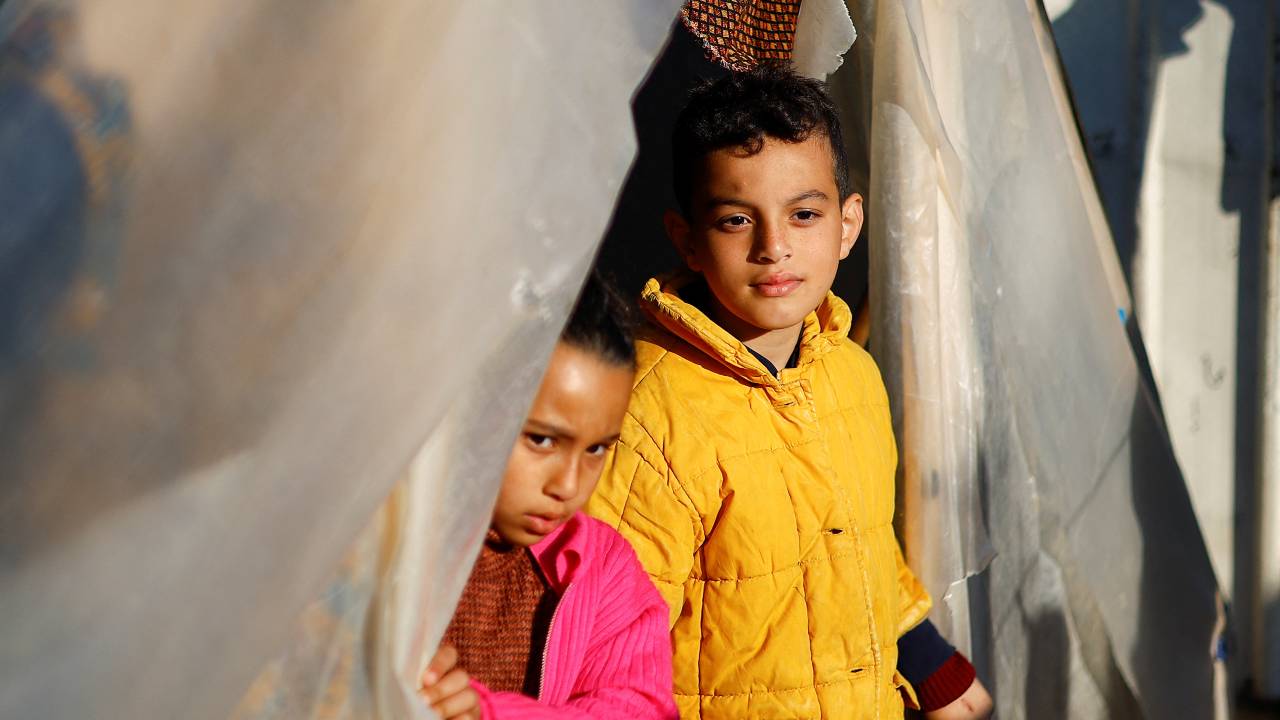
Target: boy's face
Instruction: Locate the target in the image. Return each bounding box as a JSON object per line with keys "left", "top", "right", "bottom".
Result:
{"left": 666, "top": 135, "right": 863, "bottom": 340}
{"left": 491, "top": 342, "right": 632, "bottom": 547}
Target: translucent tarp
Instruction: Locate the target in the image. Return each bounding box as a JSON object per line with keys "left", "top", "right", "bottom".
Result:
{"left": 836, "top": 0, "right": 1223, "bottom": 716}
{"left": 2, "top": 0, "right": 1228, "bottom": 716}
{"left": 0, "top": 1, "right": 680, "bottom": 717}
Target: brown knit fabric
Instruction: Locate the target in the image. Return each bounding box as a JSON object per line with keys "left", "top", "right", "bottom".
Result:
{"left": 681, "top": 0, "right": 802, "bottom": 71}
{"left": 442, "top": 531, "right": 557, "bottom": 696}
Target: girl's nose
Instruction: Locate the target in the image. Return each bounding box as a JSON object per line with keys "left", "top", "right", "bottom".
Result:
{"left": 545, "top": 461, "right": 579, "bottom": 502}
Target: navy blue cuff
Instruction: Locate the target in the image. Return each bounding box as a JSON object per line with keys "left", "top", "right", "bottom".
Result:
{"left": 896, "top": 619, "right": 956, "bottom": 686}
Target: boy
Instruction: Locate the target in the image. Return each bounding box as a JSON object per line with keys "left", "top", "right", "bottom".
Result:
{"left": 587, "top": 67, "right": 992, "bottom": 719}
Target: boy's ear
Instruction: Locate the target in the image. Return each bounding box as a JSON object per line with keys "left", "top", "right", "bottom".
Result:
{"left": 839, "top": 193, "right": 864, "bottom": 260}
{"left": 664, "top": 209, "right": 701, "bottom": 271}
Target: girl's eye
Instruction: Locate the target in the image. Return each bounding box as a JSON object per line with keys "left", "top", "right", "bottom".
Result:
{"left": 794, "top": 209, "right": 819, "bottom": 222}
{"left": 526, "top": 433, "right": 554, "bottom": 449}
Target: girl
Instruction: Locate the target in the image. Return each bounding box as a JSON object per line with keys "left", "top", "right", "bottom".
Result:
{"left": 419, "top": 273, "right": 677, "bottom": 720}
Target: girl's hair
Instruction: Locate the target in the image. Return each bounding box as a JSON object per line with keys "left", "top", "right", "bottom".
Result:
{"left": 562, "top": 270, "right": 636, "bottom": 367}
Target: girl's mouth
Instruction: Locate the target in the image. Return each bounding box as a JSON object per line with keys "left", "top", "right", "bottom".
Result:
{"left": 523, "top": 513, "right": 562, "bottom": 535}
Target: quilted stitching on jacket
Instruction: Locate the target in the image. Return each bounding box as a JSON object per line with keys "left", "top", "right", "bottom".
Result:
{"left": 588, "top": 274, "right": 931, "bottom": 719}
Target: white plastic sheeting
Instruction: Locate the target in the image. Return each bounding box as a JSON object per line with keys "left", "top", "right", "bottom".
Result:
{"left": 840, "top": 0, "right": 1223, "bottom": 716}
{"left": 1136, "top": 0, "right": 1260, "bottom": 611}
{"left": 1260, "top": 198, "right": 1280, "bottom": 697}
{"left": 0, "top": 0, "right": 1233, "bottom": 716}
{"left": 1046, "top": 0, "right": 1278, "bottom": 700}
{"left": 0, "top": 1, "right": 680, "bottom": 717}
{"left": 792, "top": 0, "right": 857, "bottom": 79}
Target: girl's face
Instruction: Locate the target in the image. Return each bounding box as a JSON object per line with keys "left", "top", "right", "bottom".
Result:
{"left": 491, "top": 342, "right": 633, "bottom": 547}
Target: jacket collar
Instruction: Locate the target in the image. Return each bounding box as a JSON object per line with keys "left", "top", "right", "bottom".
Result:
{"left": 528, "top": 513, "right": 588, "bottom": 593}
{"left": 640, "top": 271, "right": 852, "bottom": 388}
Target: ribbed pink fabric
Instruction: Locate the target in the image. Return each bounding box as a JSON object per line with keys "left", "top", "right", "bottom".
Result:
{"left": 470, "top": 512, "right": 678, "bottom": 719}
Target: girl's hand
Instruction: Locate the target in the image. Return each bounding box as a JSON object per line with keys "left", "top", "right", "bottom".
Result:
{"left": 419, "top": 645, "right": 481, "bottom": 720}
{"left": 922, "top": 677, "right": 993, "bottom": 720}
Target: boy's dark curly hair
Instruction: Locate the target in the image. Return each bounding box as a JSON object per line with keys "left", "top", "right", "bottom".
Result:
{"left": 562, "top": 270, "right": 636, "bottom": 367}
{"left": 671, "top": 64, "right": 851, "bottom": 215}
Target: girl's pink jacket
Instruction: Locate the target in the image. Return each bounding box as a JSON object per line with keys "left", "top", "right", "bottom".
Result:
{"left": 471, "top": 512, "right": 678, "bottom": 719}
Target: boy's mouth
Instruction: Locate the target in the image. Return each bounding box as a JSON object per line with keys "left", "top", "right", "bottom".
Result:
{"left": 751, "top": 273, "right": 803, "bottom": 298}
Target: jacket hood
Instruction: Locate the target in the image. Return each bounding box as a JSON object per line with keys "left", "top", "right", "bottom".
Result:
{"left": 640, "top": 271, "right": 853, "bottom": 387}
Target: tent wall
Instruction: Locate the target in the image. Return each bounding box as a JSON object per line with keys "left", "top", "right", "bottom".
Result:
{"left": 840, "top": 0, "right": 1222, "bottom": 717}
{"left": 1260, "top": 188, "right": 1280, "bottom": 699}
{"left": 1048, "top": 0, "right": 1279, "bottom": 699}
{"left": 0, "top": 1, "right": 680, "bottom": 717}
{"left": 0, "top": 0, "right": 1249, "bottom": 716}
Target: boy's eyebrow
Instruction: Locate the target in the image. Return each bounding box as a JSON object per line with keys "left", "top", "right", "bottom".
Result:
{"left": 703, "top": 190, "right": 829, "bottom": 211}
{"left": 704, "top": 195, "right": 752, "bottom": 210}
{"left": 787, "top": 189, "right": 828, "bottom": 204}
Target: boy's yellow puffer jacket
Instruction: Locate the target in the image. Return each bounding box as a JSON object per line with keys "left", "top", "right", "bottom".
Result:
{"left": 587, "top": 274, "right": 932, "bottom": 719}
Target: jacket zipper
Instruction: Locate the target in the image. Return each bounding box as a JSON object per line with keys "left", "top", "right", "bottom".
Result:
{"left": 537, "top": 582, "right": 571, "bottom": 699}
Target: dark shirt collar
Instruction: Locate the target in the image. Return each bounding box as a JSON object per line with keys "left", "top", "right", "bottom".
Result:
{"left": 745, "top": 341, "right": 800, "bottom": 378}
{"left": 683, "top": 278, "right": 801, "bottom": 378}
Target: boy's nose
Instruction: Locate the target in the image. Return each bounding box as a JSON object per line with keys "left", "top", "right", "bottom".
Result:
{"left": 752, "top": 222, "right": 792, "bottom": 263}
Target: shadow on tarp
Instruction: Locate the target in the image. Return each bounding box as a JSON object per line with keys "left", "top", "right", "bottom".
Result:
{"left": 1126, "top": 348, "right": 1221, "bottom": 718}
{"left": 1052, "top": 0, "right": 1275, "bottom": 688}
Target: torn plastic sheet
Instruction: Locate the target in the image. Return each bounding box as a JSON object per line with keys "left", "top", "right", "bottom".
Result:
{"left": 0, "top": 1, "right": 680, "bottom": 718}
{"left": 840, "top": 0, "right": 1222, "bottom": 716}
{"left": 792, "top": 0, "right": 858, "bottom": 79}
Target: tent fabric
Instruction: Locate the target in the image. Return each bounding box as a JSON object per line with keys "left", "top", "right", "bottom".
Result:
{"left": 680, "top": 0, "right": 858, "bottom": 79}
{"left": 0, "top": 1, "right": 681, "bottom": 718}
{"left": 837, "top": 0, "right": 1222, "bottom": 716}
{"left": 0, "top": 0, "right": 1227, "bottom": 717}
{"left": 681, "top": 0, "right": 802, "bottom": 71}
{"left": 791, "top": 0, "right": 857, "bottom": 79}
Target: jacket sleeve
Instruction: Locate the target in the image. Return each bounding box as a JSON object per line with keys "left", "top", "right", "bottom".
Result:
{"left": 472, "top": 546, "right": 679, "bottom": 720}
{"left": 893, "top": 540, "right": 932, "bottom": 638}
{"left": 586, "top": 427, "right": 701, "bottom": 628}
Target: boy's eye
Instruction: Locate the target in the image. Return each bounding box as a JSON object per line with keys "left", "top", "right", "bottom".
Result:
{"left": 793, "top": 209, "right": 820, "bottom": 222}
{"left": 717, "top": 214, "right": 751, "bottom": 229}
{"left": 526, "top": 433, "right": 554, "bottom": 450}
{"left": 585, "top": 442, "right": 613, "bottom": 457}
